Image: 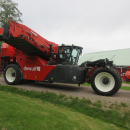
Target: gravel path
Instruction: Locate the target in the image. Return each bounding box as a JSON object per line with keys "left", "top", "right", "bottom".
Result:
{"left": 0, "top": 77, "right": 130, "bottom": 104}
{"left": 122, "top": 83, "right": 130, "bottom": 87}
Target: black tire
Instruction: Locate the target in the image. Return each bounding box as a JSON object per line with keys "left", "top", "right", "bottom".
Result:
{"left": 4, "top": 64, "right": 22, "bottom": 85}
{"left": 90, "top": 67, "right": 122, "bottom": 96}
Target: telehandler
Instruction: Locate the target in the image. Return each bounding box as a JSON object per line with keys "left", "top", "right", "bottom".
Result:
{"left": 0, "top": 20, "right": 122, "bottom": 96}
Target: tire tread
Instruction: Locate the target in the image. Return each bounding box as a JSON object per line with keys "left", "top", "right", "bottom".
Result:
{"left": 90, "top": 67, "right": 122, "bottom": 96}
{"left": 4, "top": 64, "right": 22, "bottom": 85}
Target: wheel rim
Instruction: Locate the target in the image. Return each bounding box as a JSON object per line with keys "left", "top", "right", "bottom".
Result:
{"left": 6, "top": 67, "right": 16, "bottom": 83}
{"left": 94, "top": 72, "right": 115, "bottom": 92}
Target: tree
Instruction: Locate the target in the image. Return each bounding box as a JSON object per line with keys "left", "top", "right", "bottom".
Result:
{"left": 0, "top": 0, "right": 22, "bottom": 45}
{"left": 0, "top": 0, "right": 22, "bottom": 28}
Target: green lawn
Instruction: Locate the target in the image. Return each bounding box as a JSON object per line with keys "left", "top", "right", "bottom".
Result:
{"left": 121, "top": 86, "right": 130, "bottom": 91}
{"left": 0, "top": 91, "right": 126, "bottom": 130}
{"left": 82, "top": 82, "right": 91, "bottom": 86}
{"left": 122, "top": 81, "right": 130, "bottom": 84}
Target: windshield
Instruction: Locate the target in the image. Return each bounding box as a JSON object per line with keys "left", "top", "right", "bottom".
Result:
{"left": 56, "top": 46, "right": 82, "bottom": 65}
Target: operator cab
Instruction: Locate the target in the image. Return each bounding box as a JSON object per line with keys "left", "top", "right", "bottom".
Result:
{"left": 56, "top": 44, "right": 82, "bottom": 65}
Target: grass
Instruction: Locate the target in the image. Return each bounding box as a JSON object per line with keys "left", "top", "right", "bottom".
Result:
{"left": 82, "top": 82, "right": 91, "bottom": 86}
{"left": 121, "top": 86, "right": 130, "bottom": 91}
{"left": 122, "top": 81, "right": 130, "bottom": 84}
{"left": 108, "top": 102, "right": 128, "bottom": 110}
{"left": 93, "top": 100, "right": 102, "bottom": 108}
{"left": 0, "top": 84, "right": 129, "bottom": 129}
{"left": 120, "top": 102, "right": 128, "bottom": 107}
{"left": 0, "top": 91, "right": 126, "bottom": 130}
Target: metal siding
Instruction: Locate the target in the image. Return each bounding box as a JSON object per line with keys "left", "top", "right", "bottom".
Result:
{"left": 78, "top": 48, "right": 130, "bottom": 66}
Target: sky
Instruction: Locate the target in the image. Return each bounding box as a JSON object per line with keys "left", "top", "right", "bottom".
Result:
{"left": 13, "top": 0, "right": 130, "bottom": 54}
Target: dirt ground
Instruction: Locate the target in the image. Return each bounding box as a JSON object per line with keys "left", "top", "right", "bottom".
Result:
{"left": 0, "top": 77, "right": 130, "bottom": 104}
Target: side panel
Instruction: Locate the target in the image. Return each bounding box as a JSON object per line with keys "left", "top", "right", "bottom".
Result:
{"left": 44, "top": 65, "right": 86, "bottom": 84}
{"left": 1, "top": 43, "right": 16, "bottom": 58}
{"left": 16, "top": 55, "right": 57, "bottom": 81}
{"left": 0, "top": 42, "right": 23, "bottom": 71}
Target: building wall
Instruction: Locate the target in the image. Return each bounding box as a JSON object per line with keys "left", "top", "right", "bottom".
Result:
{"left": 78, "top": 48, "right": 130, "bottom": 66}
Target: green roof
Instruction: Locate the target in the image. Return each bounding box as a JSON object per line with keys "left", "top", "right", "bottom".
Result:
{"left": 78, "top": 48, "right": 130, "bottom": 66}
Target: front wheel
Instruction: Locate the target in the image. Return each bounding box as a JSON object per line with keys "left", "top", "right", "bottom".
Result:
{"left": 4, "top": 64, "right": 22, "bottom": 85}
{"left": 91, "top": 68, "right": 122, "bottom": 96}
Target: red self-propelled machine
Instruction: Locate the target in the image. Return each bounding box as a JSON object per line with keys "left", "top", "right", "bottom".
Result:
{"left": 0, "top": 20, "right": 122, "bottom": 96}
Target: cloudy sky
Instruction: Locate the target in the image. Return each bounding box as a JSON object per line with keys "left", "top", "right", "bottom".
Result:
{"left": 13, "top": 0, "right": 130, "bottom": 54}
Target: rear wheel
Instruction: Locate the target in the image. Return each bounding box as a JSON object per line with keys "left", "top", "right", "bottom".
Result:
{"left": 91, "top": 68, "right": 122, "bottom": 96}
{"left": 4, "top": 64, "right": 22, "bottom": 85}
